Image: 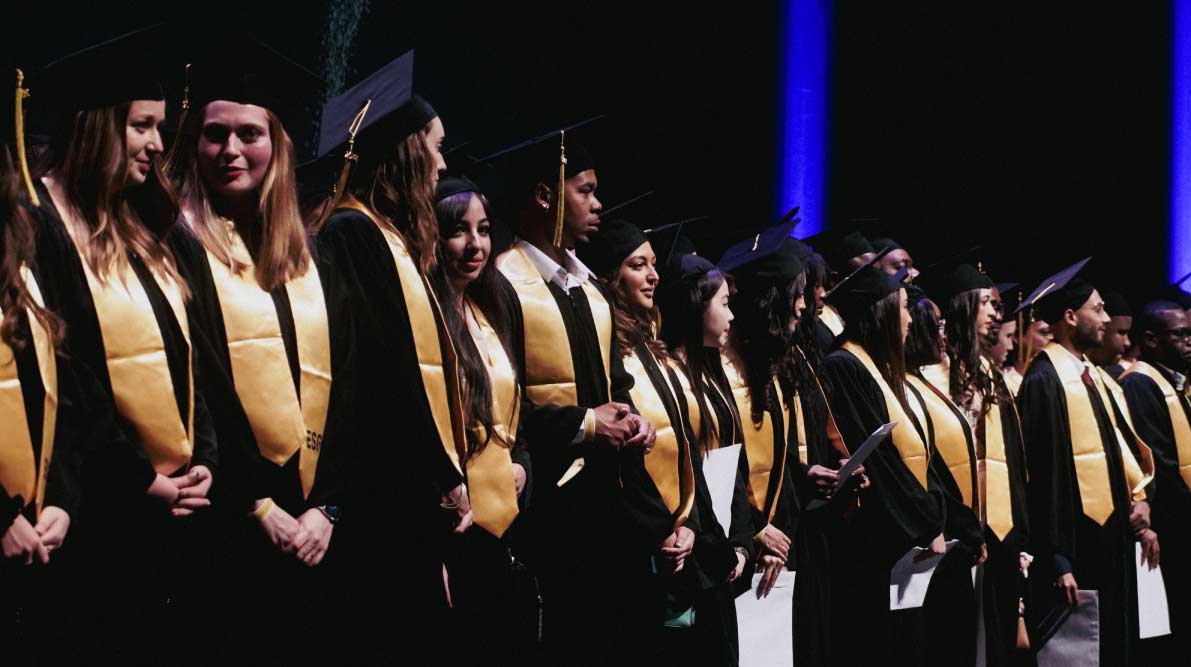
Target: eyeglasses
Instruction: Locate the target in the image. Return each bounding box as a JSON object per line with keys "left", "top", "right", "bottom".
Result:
{"left": 1163, "top": 327, "right": 1191, "bottom": 340}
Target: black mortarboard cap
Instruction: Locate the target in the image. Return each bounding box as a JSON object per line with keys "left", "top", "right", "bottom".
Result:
{"left": 435, "top": 174, "right": 482, "bottom": 203}
{"left": 37, "top": 25, "right": 171, "bottom": 112}
{"left": 597, "top": 190, "right": 653, "bottom": 220}
{"left": 718, "top": 219, "right": 805, "bottom": 283}
{"left": 1016, "top": 257, "right": 1094, "bottom": 322}
{"left": 825, "top": 265, "right": 904, "bottom": 322}
{"left": 577, "top": 219, "right": 649, "bottom": 279}
{"left": 473, "top": 117, "right": 599, "bottom": 194}
{"left": 180, "top": 33, "right": 325, "bottom": 134}
{"left": 870, "top": 237, "right": 903, "bottom": 252}
{"left": 1101, "top": 291, "right": 1132, "bottom": 318}
{"left": 315, "top": 51, "right": 437, "bottom": 159}
{"left": 905, "top": 283, "right": 930, "bottom": 307}
{"left": 918, "top": 263, "right": 995, "bottom": 306}
{"left": 994, "top": 281, "right": 1019, "bottom": 295}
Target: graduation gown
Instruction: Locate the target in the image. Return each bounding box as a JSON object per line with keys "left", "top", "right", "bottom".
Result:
{"left": 167, "top": 223, "right": 349, "bottom": 661}
{"left": 0, "top": 268, "right": 93, "bottom": 660}
{"left": 32, "top": 180, "right": 219, "bottom": 659}
{"left": 786, "top": 346, "right": 851, "bottom": 667}
{"left": 315, "top": 202, "right": 467, "bottom": 654}
{"left": 679, "top": 357, "right": 758, "bottom": 666}
{"left": 905, "top": 371, "right": 982, "bottom": 667}
{"left": 1018, "top": 349, "right": 1138, "bottom": 666}
{"left": 1120, "top": 361, "right": 1191, "bottom": 655}
{"left": 820, "top": 345, "right": 946, "bottom": 666}
{"left": 494, "top": 243, "right": 664, "bottom": 660}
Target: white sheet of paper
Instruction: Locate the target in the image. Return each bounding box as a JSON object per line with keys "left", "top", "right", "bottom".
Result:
{"left": 889, "top": 539, "right": 958, "bottom": 610}
{"left": 1136, "top": 542, "right": 1172, "bottom": 639}
{"left": 1036, "top": 590, "right": 1099, "bottom": 667}
{"left": 736, "top": 570, "right": 796, "bottom": 667}
{"left": 703, "top": 444, "right": 743, "bottom": 536}
{"left": 833, "top": 421, "right": 897, "bottom": 492}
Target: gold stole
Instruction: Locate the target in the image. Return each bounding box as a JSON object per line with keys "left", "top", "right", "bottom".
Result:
{"left": 495, "top": 244, "right": 612, "bottom": 406}
{"left": 624, "top": 349, "right": 696, "bottom": 528}
{"left": 907, "top": 373, "right": 976, "bottom": 510}
{"left": 205, "top": 226, "right": 331, "bottom": 498}
{"left": 60, "top": 218, "right": 193, "bottom": 473}
{"left": 820, "top": 303, "right": 845, "bottom": 337}
{"left": 1003, "top": 367, "right": 1023, "bottom": 398}
{"left": 338, "top": 197, "right": 465, "bottom": 475}
{"left": 794, "top": 391, "right": 809, "bottom": 465}
{"left": 722, "top": 353, "right": 788, "bottom": 522}
{"left": 672, "top": 363, "right": 707, "bottom": 447}
{"left": 1099, "top": 370, "right": 1154, "bottom": 501}
{"left": 1121, "top": 361, "right": 1191, "bottom": 488}
{"left": 794, "top": 345, "right": 850, "bottom": 463}
{"left": 841, "top": 342, "right": 929, "bottom": 488}
{"left": 0, "top": 268, "right": 58, "bottom": 517}
{"left": 980, "top": 360, "right": 1016, "bottom": 539}
{"left": 1037, "top": 343, "right": 1150, "bottom": 524}
{"left": 465, "top": 301, "right": 520, "bottom": 537}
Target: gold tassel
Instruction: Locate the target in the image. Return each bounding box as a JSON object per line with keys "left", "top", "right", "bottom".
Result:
{"left": 164, "top": 63, "right": 191, "bottom": 167}
{"left": 313, "top": 99, "right": 372, "bottom": 232}
{"left": 14, "top": 69, "right": 39, "bottom": 207}
{"left": 1016, "top": 291, "right": 1026, "bottom": 367}
{"left": 552, "top": 130, "right": 567, "bottom": 248}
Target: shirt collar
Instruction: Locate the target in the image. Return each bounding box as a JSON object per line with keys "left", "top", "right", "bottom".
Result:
{"left": 1155, "top": 361, "right": 1188, "bottom": 392}
{"left": 1050, "top": 342, "right": 1092, "bottom": 378}
{"left": 516, "top": 239, "right": 592, "bottom": 290}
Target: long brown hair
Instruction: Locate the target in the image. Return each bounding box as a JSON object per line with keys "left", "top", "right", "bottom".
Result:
{"left": 844, "top": 288, "right": 911, "bottom": 412}
{"left": 350, "top": 120, "right": 439, "bottom": 275}
{"left": 39, "top": 102, "right": 184, "bottom": 290}
{"left": 1, "top": 147, "right": 62, "bottom": 347}
{"left": 607, "top": 269, "right": 667, "bottom": 361}
{"left": 170, "top": 105, "right": 309, "bottom": 291}
{"left": 945, "top": 288, "right": 996, "bottom": 412}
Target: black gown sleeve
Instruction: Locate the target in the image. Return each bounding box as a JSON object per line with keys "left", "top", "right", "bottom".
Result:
{"left": 316, "top": 210, "right": 463, "bottom": 494}
{"left": 821, "top": 350, "right": 945, "bottom": 557}
{"left": 1017, "top": 355, "right": 1077, "bottom": 576}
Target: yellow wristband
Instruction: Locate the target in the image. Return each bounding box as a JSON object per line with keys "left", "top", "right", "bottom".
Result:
{"left": 252, "top": 498, "right": 275, "bottom": 521}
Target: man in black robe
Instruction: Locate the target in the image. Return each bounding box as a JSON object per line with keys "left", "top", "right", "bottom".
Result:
{"left": 1120, "top": 300, "right": 1191, "bottom": 659}
{"left": 1017, "top": 264, "right": 1151, "bottom": 665}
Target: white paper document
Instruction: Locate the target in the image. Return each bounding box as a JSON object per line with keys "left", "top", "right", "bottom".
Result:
{"left": 736, "top": 570, "right": 796, "bottom": 667}
{"left": 889, "top": 539, "right": 958, "bottom": 610}
{"left": 1136, "top": 542, "right": 1171, "bottom": 639}
{"left": 833, "top": 421, "right": 897, "bottom": 492}
{"left": 703, "top": 444, "right": 743, "bottom": 535}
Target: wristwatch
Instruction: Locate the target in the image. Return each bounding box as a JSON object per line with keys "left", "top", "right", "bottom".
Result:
{"left": 316, "top": 504, "right": 341, "bottom": 524}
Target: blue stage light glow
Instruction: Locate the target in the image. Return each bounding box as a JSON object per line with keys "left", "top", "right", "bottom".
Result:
{"left": 1172, "top": 0, "right": 1191, "bottom": 282}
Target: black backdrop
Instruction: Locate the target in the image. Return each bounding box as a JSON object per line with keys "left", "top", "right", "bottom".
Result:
{"left": 14, "top": 1, "right": 1176, "bottom": 303}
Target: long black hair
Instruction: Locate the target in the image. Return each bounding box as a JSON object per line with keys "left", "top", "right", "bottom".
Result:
{"left": 730, "top": 271, "right": 806, "bottom": 424}
{"left": 662, "top": 267, "right": 739, "bottom": 456}
{"left": 905, "top": 297, "right": 944, "bottom": 369}
{"left": 945, "top": 288, "right": 996, "bottom": 412}
{"left": 433, "top": 190, "right": 517, "bottom": 460}
{"left": 843, "top": 287, "right": 911, "bottom": 411}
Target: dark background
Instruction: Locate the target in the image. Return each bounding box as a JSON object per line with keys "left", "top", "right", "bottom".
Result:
{"left": 14, "top": 2, "right": 1177, "bottom": 305}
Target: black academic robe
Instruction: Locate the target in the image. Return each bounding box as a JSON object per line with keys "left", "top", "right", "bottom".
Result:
{"left": 1121, "top": 364, "right": 1191, "bottom": 657}
{"left": 0, "top": 300, "right": 95, "bottom": 661}
{"left": 31, "top": 181, "right": 219, "bottom": 660}
{"left": 167, "top": 225, "right": 350, "bottom": 663}
{"left": 1018, "top": 353, "right": 1137, "bottom": 666}
{"left": 315, "top": 208, "right": 465, "bottom": 654}
{"left": 491, "top": 261, "right": 668, "bottom": 661}
{"left": 813, "top": 318, "right": 837, "bottom": 355}
{"left": 684, "top": 359, "right": 757, "bottom": 666}
{"left": 906, "top": 374, "right": 982, "bottom": 667}
{"left": 979, "top": 371, "right": 1032, "bottom": 667}
{"left": 820, "top": 347, "right": 947, "bottom": 666}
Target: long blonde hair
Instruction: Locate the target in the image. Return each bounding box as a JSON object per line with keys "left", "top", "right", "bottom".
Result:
{"left": 169, "top": 104, "right": 309, "bottom": 290}
{"left": 40, "top": 102, "right": 184, "bottom": 290}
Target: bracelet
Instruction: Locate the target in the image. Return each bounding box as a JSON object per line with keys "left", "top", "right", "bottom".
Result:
{"left": 252, "top": 498, "right": 276, "bottom": 521}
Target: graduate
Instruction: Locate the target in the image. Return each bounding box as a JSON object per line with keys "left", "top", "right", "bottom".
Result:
{"left": 718, "top": 221, "right": 807, "bottom": 594}
{"left": 581, "top": 217, "right": 710, "bottom": 655}
{"left": 928, "top": 264, "right": 1032, "bottom": 665}
{"left": 659, "top": 238, "right": 756, "bottom": 665}
{"left": 311, "top": 52, "right": 468, "bottom": 654}
{"left": 162, "top": 35, "right": 349, "bottom": 660}
{"left": 484, "top": 123, "right": 657, "bottom": 662}
{"left": 902, "top": 282, "right": 984, "bottom": 666}
{"left": 29, "top": 27, "right": 219, "bottom": 659}
{"left": 0, "top": 57, "right": 90, "bottom": 659}
{"left": 1120, "top": 300, "right": 1191, "bottom": 659}
{"left": 432, "top": 175, "right": 536, "bottom": 662}
{"left": 1090, "top": 291, "right": 1134, "bottom": 380}
{"left": 1016, "top": 259, "right": 1155, "bottom": 666}
{"left": 820, "top": 265, "right": 947, "bottom": 666}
